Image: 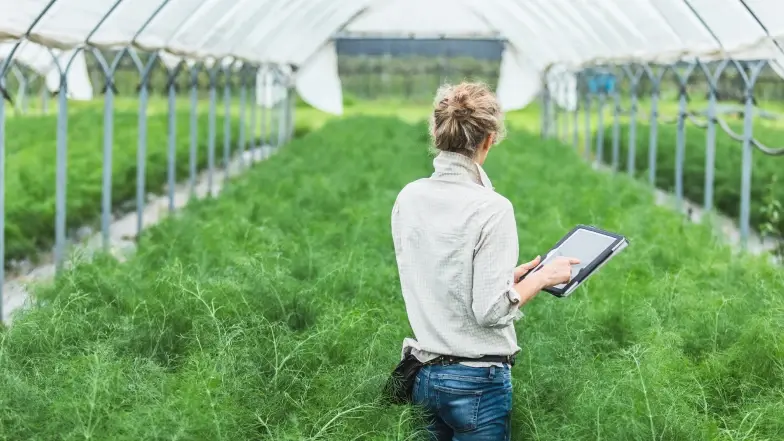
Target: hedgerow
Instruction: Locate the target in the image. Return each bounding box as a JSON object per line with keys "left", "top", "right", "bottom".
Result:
{"left": 599, "top": 122, "right": 784, "bottom": 236}
{"left": 0, "top": 116, "right": 781, "bottom": 440}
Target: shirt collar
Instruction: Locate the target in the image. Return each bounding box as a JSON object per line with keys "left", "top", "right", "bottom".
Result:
{"left": 431, "top": 151, "right": 494, "bottom": 189}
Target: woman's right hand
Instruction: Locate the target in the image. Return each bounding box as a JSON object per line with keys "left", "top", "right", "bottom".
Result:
{"left": 535, "top": 256, "right": 581, "bottom": 288}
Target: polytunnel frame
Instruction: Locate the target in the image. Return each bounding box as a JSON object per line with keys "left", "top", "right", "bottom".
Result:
{"left": 0, "top": 0, "right": 298, "bottom": 321}
{"left": 2, "top": 64, "right": 44, "bottom": 114}
{"left": 541, "top": 56, "right": 784, "bottom": 253}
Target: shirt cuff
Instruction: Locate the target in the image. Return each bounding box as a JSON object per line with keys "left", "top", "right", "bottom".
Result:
{"left": 505, "top": 289, "right": 525, "bottom": 320}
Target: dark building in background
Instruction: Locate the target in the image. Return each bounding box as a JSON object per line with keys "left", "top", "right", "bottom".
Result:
{"left": 335, "top": 38, "right": 505, "bottom": 60}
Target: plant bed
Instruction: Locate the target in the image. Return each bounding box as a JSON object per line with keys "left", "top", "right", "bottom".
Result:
{"left": 599, "top": 122, "right": 784, "bottom": 240}
{"left": 0, "top": 116, "right": 781, "bottom": 440}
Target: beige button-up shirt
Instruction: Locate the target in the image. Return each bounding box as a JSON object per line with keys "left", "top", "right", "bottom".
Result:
{"left": 391, "top": 151, "right": 523, "bottom": 367}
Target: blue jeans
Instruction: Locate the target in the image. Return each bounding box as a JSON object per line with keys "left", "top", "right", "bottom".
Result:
{"left": 412, "top": 363, "right": 512, "bottom": 441}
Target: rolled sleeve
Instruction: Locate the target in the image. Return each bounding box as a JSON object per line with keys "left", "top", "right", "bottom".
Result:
{"left": 470, "top": 201, "right": 523, "bottom": 328}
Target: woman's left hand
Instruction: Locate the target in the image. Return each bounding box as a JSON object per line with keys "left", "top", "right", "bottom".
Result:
{"left": 514, "top": 255, "right": 541, "bottom": 282}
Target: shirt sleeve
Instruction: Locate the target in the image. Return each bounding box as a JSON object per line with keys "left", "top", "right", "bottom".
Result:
{"left": 470, "top": 201, "right": 524, "bottom": 328}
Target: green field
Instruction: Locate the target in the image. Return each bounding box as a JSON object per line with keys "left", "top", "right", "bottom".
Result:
{"left": 0, "top": 113, "right": 782, "bottom": 440}
{"left": 2, "top": 97, "right": 300, "bottom": 266}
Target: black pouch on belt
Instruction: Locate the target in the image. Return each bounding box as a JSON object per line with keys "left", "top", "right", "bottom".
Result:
{"left": 381, "top": 353, "right": 423, "bottom": 405}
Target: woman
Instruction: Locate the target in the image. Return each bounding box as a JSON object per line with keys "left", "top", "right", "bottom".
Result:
{"left": 390, "top": 82, "right": 579, "bottom": 440}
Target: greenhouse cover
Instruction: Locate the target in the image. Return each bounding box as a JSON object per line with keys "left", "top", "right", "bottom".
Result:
{"left": 1, "top": 0, "right": 783, "bottom": 113}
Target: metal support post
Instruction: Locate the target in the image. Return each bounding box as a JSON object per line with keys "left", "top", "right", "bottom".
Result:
{"left": 596, "top": 92, "right": 606, "bottom": 166}
{"left": 673, "top": 62, "right": 696, "bottom": 212}
{"left": 136, "top": 77, "right": 150, "bottom": 238}
{"left": 583, "top": 87, "right": 591, "bottom": 161}
{"left": 101, "top": 68, "right": 115, "bottom": 251}
{"left": 167, "top": 68, "right": 177, "bottom": 211}
{"left": 189, "top": 66, "right": 199, "bottom": 195}
{"left": 54, "top": 71, "right": 68, "bottom": 272}
{"left": 223, "top": 66, "right": 231, "bottom": 180}
{"left": 736, "top": 60, "right": 766, "bottom": 249}
{"left": 207, "top": 67, "right": 218, "bottom": 195}
{"left": 238, "top": 68, "right": 247, "bottom": 169}
{"left": 0, "top": 75, "right": 5, "bottom": 318}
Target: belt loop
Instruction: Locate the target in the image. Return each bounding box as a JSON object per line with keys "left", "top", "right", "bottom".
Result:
{"left": 489, "top": 365, "right": 496, "bottom": 379}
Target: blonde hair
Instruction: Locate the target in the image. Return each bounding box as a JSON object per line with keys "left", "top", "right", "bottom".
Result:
{"left": 429, "top": 82, "right": 506, "bottom": 158}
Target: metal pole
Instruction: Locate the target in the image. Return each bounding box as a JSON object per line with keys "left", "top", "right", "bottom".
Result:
{"left": 584, "top": 92, "right": 591, "bottom": 161}
{"left": 740, "top": 87, "right": 754, "bottom": 249}
{"left": 238, "top": 68, "right": 247, "bottom": 169}
{"left": 249, "top": 76, "right": 258, "bottom": 163}
{"left": 674, "top": 62, "right": 695, "bottom": 212}
{"left": 130, "top": 51, "right": 159, "bottom": 238}
{"left": 596, "top": 92, "right": 606, "bottom": 166}
{"left": 572, "top": 90, "right": 579, "bottom": 149}
{"left": 41, "top": 86, "right": 48, "bottom": 114}
{"left": 18, "top": 71, "right": 28, "bottom": 114}
{"left": 738, "top": 60, "right": 766, "bottom": 249}
{"left": 628, "top": 80, "right": 638, "bottom": 175}
{"left": 0, "top": 74, "right": 5, "bottom": 319}
{"left": 54, "top": 72, "right": 68, "bottom": 271}
{"left": 167, "top": 72, "right": 176, "bottom": 211}
{"left": 136, "top": 77, "right": 150, "bottom": 237}
{"left": 704, "top": 84, "right": 717, "bottom": 212}
{"left": 207, "top": 67, "right": 218, "bottom": 195}
{"left": 675, "top": 85, "right": 687, "bottom": 211}
{"left": 700, "top": 60, "right": 728, "bottom": 213}
{"left": 542, "top": 74, "right": 551, "bottom": 139}
{"left": 552, "top": 81, "right": 560, "bottom": 141}
{"left": 260, "top": 70, "right": 267, "bottom": 157}
{"left": 649, "top": 88, "right": 659, "bottom": 187}
{"left": 540, "top": 83, "right": 547, "bottom": 139}
{"left": 223, "top": 67, "right": 231, "bottom": 180}
{"left": 91, "top": 47, "right": 126, "bottom": 252}
{"left": 560, "top": 80, "right": 567, "bottom": 143}
{"left": 101, "top": 72, "right": 114, "bottom": 251}
{"left": 611, "top": 89, "right": 620, "bottom": 171}
{"left": 277, "top": 84, "right": 287, "bottom": 148}
{"left": 189, "top": 67, "right": 198, "bottom": 195}
{"left": 288, "top": 82, "right": 295, "bottom": 142}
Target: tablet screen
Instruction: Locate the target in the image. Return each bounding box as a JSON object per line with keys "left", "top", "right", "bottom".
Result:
{"left": 538, "top": 228, "right": 619, "bottom": 289}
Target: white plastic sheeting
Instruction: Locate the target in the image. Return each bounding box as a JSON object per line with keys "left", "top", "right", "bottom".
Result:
{"left": 495, "top": 44, "right": 541, "bottom": 112}
{"left": 2, "top": 0, "right": 784, "bottom": 112}
{"left": 0, "top": 41, "right": 93, "bottom": 100}
{"left": 344, "top": 0, "right": 498, "bottom": 38}
{"left": 295, "top": 41, "right": 344, "bottom": 115}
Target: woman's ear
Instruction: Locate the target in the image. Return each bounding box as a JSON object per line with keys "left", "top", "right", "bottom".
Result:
{"left": 484, "top": 133, "right": 495, "bottom": 152}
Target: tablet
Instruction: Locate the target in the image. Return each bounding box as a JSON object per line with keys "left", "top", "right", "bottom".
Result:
{"left": 522, "top": 224, "right": 629, "bottom": 297}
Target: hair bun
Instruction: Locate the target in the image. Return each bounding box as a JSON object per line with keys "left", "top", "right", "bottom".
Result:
{"left": 446, "top": 90, "right": 475, "bottom": 120}
{"left": 429, "top": 82, "right": 505, "bottom": 156}
{"left": 450, "top": 106, "right": 473, "bottom": 119}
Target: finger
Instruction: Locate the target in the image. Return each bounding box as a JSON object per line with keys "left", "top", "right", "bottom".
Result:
{"left": 520, "top": 255, "right": 541, "bottom": 270}
{"left": 568, "top": 257, "right": 581, "bottom": 265}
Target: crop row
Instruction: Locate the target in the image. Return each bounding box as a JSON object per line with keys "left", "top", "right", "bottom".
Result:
{"left": 0, "top": 116, "right": 781, "bottom": 439}
{"left": 3, "top": 106, "right": 303, "bottom": 265}
{"left": 599, "top": 122, "right": 784, "bottom": 237}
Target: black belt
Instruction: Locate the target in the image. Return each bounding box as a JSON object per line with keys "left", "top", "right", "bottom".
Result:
{"left": 425, "top": 354, "right": 516, "bottom": 367}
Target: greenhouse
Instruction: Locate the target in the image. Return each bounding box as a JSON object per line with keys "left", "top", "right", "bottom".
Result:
{"left": 0, "top": 0, "right": 783, "bottom": 439}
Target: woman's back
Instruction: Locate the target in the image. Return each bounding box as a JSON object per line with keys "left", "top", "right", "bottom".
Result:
{"left": 392, "top": 150, "right": 521, "bottom": 362}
